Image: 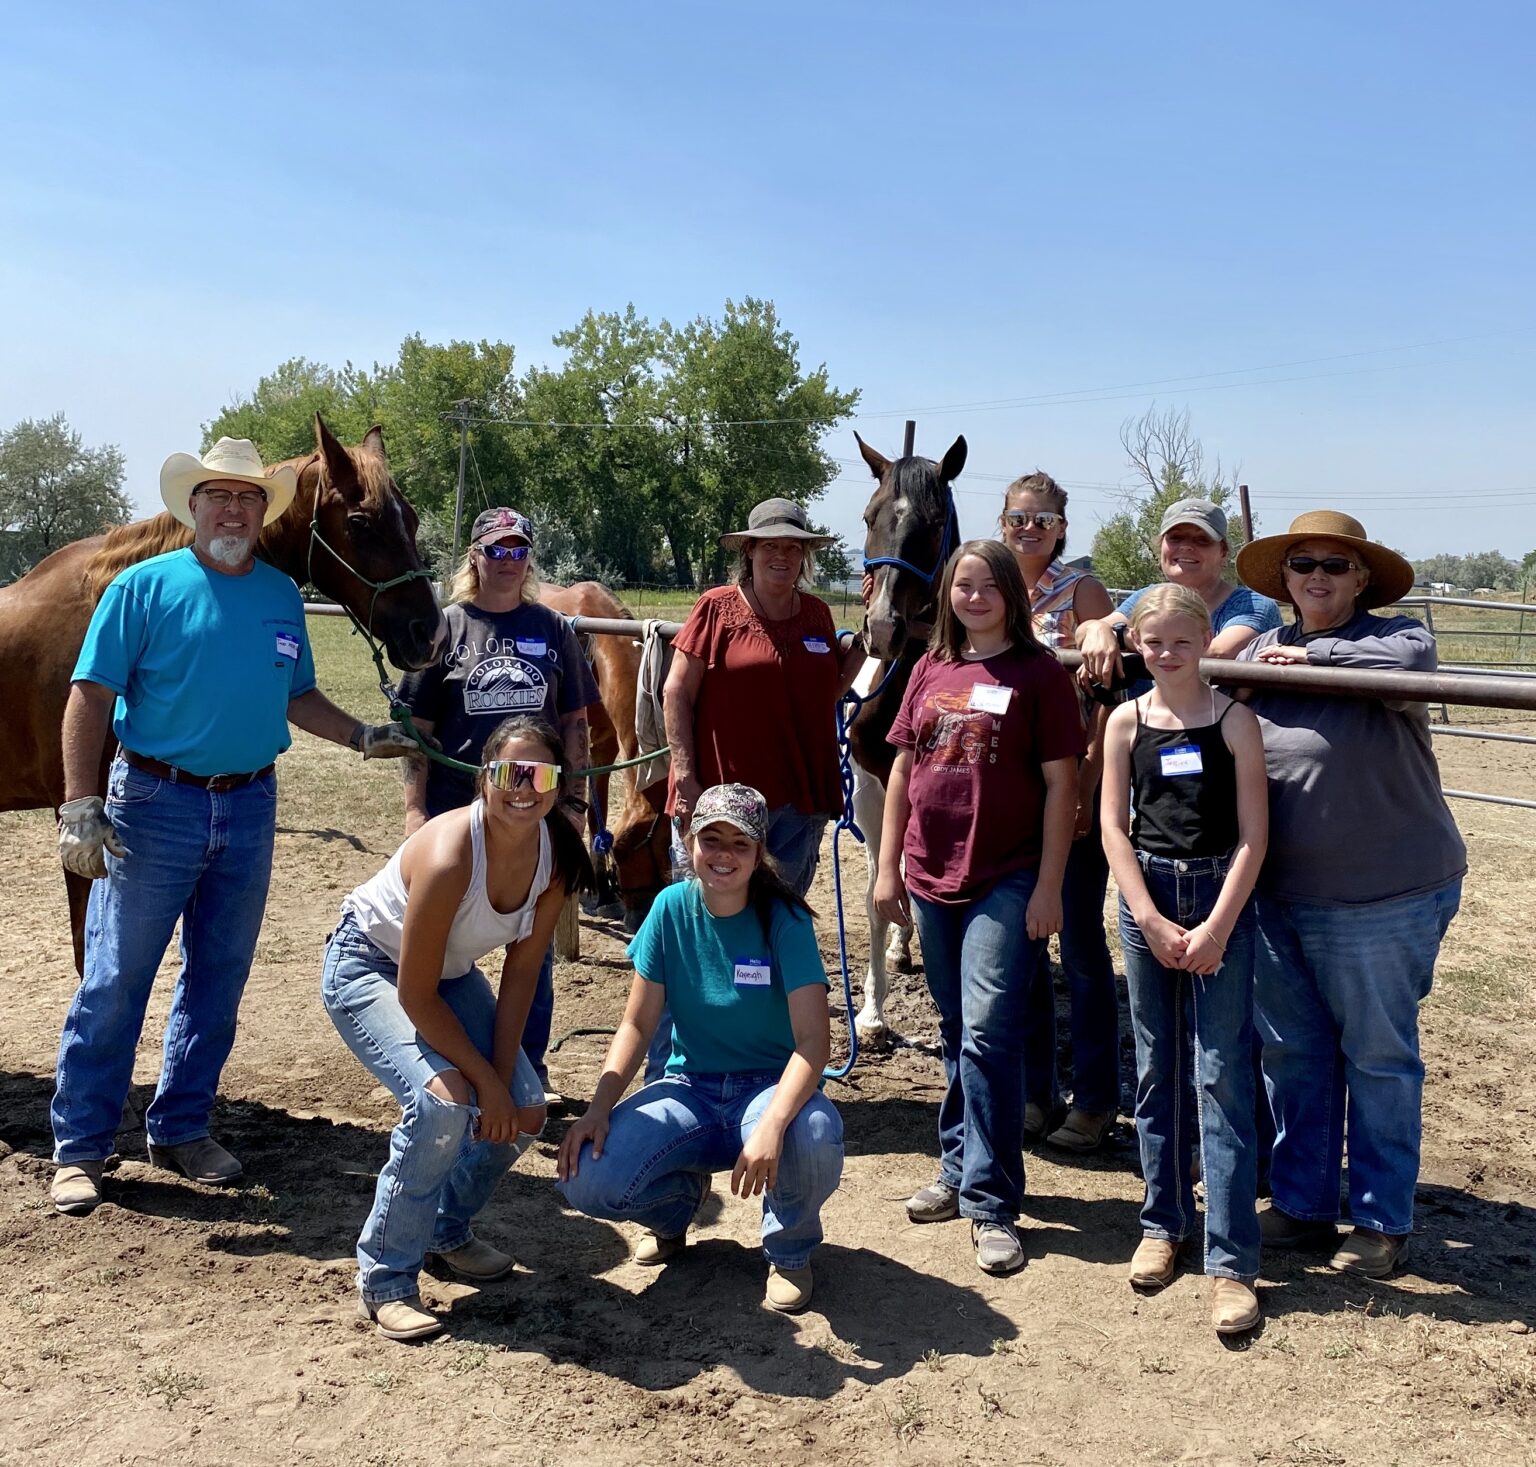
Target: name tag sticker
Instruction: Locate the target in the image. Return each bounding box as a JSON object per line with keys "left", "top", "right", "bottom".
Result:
{"left": 968, "top": 683, "right": 1012, "bottom": 714}
{"left": 1160, "top": 744, "right": 1203, "bottom": 776}
{"left": 275, "top": 632, "right": 300, "bottom": 660}
{"left": 802, "top": 636, "right": 831, "bottom": 654}
{"left": 734, "top": 958, "right": 772, "bottom": 988}
{"left": 515, "top": 638, "right": 547, "bottom": 656}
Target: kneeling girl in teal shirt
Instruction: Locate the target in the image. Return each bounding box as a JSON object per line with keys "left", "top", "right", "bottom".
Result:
{"left": 557, "top": 783, "right": 843, "bottom": 1314}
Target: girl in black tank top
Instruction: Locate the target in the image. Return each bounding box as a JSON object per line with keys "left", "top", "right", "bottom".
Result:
{"left": 1098, "top": 585, "right": 1271, "bottom": 1335}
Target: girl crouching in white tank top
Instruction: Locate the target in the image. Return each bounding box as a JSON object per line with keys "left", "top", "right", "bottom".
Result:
{"left": 321, "top": 714, "right": 593, "bottom": 1341}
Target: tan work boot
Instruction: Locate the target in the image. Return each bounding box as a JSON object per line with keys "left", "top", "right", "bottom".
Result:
{"left": 1128, "top": 1236, "right": 1180, "bottom": 1290}
{"left": 1211, "top": 1278, "right": 1261, "bottom": 1334}
{"left": 51, "top": 1162, "right": 104, "bottom": 1216}
{"left": 1046, "top": 1108, "right": 1115, "bottom": 1153}
{"left": 428, "top": 1237, "right": 517, "bottom": 1282}
{"left": 764, "top": 1264, "right": 814, "bottom": 1313}
{"left": 359, "top": 1294, "right": 444, "bottom": 1342}
{"left": 147, "top": 1137, "right": 243, "bottom": 1185}
{"left": 634, "top": 1230, "right": 686, "bottom": 1265}
{"left": 1330, "top": 1227, "right": 1408, "bottom": 1278}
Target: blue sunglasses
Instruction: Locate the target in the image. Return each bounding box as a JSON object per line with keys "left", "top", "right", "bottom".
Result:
{"left": 479, "top": 542, "right": 530, "bottom": 562}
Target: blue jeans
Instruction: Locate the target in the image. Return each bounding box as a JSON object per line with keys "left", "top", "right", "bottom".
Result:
{"left": 1120, "top": 853, "right": 1259, "bottom": 1280}
{"left": 557, "top": 1071, "right": 844, "bottom": 1268}
{"left": 643, "top": 806, "right": 826, "bottom": 1082}
{"left": 1024, "top": 812, "right": 1121, "bottom": 1115}
{"left": 910, "top": 868, "right": 1044, "bottom": 1222}
{"left": 321, "top": 913, "right": 545, "bottom": 1304}
{"left": 1253, "top": 880, "right": 1461, "bottom": 1237}
{"left": 52, "top": 756, "right": 278, "bottom": 1163}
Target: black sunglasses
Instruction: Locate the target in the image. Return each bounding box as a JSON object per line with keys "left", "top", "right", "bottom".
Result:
{"left": 1284, "top": 555, "right": 1360, "bottom": 577}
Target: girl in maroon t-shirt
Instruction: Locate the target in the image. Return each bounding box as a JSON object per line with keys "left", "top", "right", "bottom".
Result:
{"left": 874, "top": 540, "right": 1083, "bottom": 1276}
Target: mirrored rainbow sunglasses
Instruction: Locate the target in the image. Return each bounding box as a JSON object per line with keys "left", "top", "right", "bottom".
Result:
{"left": 484, "top": 759, "right": 562, "bottom": 794}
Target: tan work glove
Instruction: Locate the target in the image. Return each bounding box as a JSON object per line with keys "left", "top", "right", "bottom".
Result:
{"left": 351, "top": 722, "right": 432, "bottom": 760}
{"left": 58, "top": 796, "right": 126, "bottom": 879}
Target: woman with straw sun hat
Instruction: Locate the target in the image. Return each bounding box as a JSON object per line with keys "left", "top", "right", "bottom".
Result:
{"left": 1235, "top": 510, "right": 1465, "bottom": 1281}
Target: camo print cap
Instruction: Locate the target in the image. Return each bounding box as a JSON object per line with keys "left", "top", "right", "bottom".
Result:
{"left": 688, "top": 783, "right": 768, "bottom": 843}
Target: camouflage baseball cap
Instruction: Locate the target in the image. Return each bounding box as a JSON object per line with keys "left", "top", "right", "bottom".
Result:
{"left": 471, "top": 507, "right": 533, "bottom": 546}
{"left": 688, "top": 783, "right": 768, "bottom": 843}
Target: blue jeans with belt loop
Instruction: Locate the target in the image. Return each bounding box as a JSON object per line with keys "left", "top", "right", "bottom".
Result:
{"left": 910, "top": 868, "right": 1044, "bottom": 1223}
{"left": 1253, "top": 879, "right": 1461, "bottom": 1237}
{"left": 321, "top": 913, "right": 545, "bottom": 1305}
{"left": 557, "top": 1071, "right": 844, "bottom": 1268}
{"left": 1120, "top": 852, "right": 1259, "bottom": 1281}
{"left": 52, "top": 756, "right": 278, "bottom": 1163}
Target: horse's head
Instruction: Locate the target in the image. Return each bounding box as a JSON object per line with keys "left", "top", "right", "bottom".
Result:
{"left": 855, "top": 432, "right": 967, "bottom": 662}
{"left": 304, "top": 414, "right": 446, "bottom": 671}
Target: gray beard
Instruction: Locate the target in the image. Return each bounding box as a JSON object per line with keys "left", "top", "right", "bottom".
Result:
{"left": 205, "top": 533, "right": 256, "bottom": 567}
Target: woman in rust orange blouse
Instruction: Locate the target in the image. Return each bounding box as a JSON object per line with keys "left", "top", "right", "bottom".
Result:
{"left": 664, "top": 499, "right": 865, "bottom": 897}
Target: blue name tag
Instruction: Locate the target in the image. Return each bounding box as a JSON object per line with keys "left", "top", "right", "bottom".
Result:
{"left": 275, "top": 632, "right": 300, "bottom": 660}
{"left": 734, "top": 957, "right": 772, "bottom": 987}
{"left": 1159, "top": 744, "right": 1203, "bottom": 776}
{"left": 802, "top": 636, "right": 830, "bottom": 655}
{"left": 515, "top": 638, "right": 547, "bottom": 656}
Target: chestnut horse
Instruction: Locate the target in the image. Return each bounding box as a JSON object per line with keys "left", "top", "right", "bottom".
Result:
{"left": 539, "top": 581, "right": 670, "bottom": 926}
{"left": 0, "top": 413, "right": 445, "bottom": 973}
{"left": 847, "top": 431, "right": 967, "bottom": 1042}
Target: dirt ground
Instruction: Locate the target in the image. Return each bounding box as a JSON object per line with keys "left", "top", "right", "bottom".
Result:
{"left": 2, "top": 717, "right": 1534, "bottom": 1467}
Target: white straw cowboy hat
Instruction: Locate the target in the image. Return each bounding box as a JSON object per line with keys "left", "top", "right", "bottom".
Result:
{"left": 159, "top": 438, "right": 298, "bottom": 529}
{"left": 1236, "top": 509, "right": 1415, "bottom": 611}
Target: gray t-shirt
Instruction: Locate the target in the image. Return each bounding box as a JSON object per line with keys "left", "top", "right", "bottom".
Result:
{"left": 1239, "top": 611, "right": 1466, "bottom": 906}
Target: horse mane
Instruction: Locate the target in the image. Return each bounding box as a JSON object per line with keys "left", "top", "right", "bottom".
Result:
{"left": 891, "top": 454, "right": 947, "bottom": 519}
{"left": 82, "top": 454, "right": 322, "bottom": 605}
{"left": 83, "top": 515, "right": 195, "bottom": 603}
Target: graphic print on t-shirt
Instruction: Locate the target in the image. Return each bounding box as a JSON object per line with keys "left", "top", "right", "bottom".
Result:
{"left": 918, "top": 689, "right": 1001, "bottom": 771}
{"left": 462, "top": 654, "right": 549, "bottom": 714}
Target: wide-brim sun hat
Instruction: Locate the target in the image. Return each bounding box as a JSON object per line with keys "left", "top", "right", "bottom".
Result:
{"left": 159, "top": 438, "right": 298, "bottom": 529}
{"left": 1236, "top": 509, "right": 1415, "bottom": 611}
{"left": 718, "top": 497, "right": 835, "bottom": 552}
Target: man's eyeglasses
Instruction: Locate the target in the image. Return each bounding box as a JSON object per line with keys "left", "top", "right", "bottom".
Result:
{"left": 484, "top": 759, "right": 562, "bottom": 794}
{"left": 195, "top": 487, "right": 268, "bottom": 510}
{"left": 1003, "top": 510, "right": 1063, "bottom": 531}
{"left": 478, "top": 542, "right": 531, "bottom": 562}
{"left": 1284, "top": 555, "right": 1360, "bottom": 577}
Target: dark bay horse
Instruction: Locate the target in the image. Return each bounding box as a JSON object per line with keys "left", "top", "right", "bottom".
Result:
{"left": 0, "top": 413, "right": 445, "bottom": 972}
{"left": 846, "top": 430, "right": 967, "bottom": 1041}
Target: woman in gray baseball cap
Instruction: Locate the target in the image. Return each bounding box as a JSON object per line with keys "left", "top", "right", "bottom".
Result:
{"left": 1076, "top": 498, "right": 1283, "bottom": 687}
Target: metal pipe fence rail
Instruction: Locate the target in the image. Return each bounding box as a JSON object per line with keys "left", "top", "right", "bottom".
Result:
{"left": 304, "top": 604, "right": 1536, "bottom": 808}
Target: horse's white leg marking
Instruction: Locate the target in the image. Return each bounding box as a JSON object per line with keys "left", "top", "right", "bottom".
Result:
{"left": 853, "top": 764, "right": 892, "bottom": 1043}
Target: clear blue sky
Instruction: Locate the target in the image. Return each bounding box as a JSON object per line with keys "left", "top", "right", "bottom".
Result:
{"left": 3, "top": 2, "right": 1533, "bottom": 563}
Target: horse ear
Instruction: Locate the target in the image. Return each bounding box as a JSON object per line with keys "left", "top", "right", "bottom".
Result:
{"left": 854, "top": 432, "right": 891, "bottom": 480}
{"left": 361, "top": 425, "right": 388, "bottom": 461}
{"left": 314, "top": 412, "right": 363, "bottom": 503}
{"left": 936, "top": 435, "right": 968, "bottom": 485}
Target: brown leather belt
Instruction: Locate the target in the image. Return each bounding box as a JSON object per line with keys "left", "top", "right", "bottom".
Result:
{"left": 123, "top": 749, "right": 274, "bottom": 793}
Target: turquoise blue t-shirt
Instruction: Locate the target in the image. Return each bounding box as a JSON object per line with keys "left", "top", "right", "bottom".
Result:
{"left": 74, "top": 548, "right": 317, "bottom": 776}
{"left": 626, "top": 880, "right": 828, "bottom": 1076}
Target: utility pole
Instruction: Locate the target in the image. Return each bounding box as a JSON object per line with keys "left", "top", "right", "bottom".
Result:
{"left": 1238, "top": 483, "right": 1254, "bottom": 543}
{"left": 447, "top": 399, "right": 471, "bottom": 593}
{"left": 903, "top": 419, "right": 916, "bottom": 458}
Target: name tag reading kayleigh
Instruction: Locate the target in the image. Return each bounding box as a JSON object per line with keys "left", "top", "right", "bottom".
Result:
{"left": 734, "top": 958, "right": 772, "bottom": 988}
{"left": 1160, "top": 744, "right": 1204, "bottom": 777}
{"left": 968, "top": 682, "right": 1012, "bottom": 715}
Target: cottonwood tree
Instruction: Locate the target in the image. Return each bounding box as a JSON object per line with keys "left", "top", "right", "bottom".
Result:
{"left": 0, "top": 413, "right": 132, "bottom": 581}
{"left": 1091, "top": 406, "right": 1247, "bottom": 591}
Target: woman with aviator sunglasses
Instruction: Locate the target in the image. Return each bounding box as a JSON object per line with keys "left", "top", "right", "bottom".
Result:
{"left": 322, "top": 715, "right": 594, "bottom": 1341}
{"left": 1234, "top": 512, "right": 1465, "bottom": 1281}
{"left": 397, "top": 507, "right": 599, "bottom": 1101}
{"left": 999, "top": 473, "right": 1123, "bottom": 1154}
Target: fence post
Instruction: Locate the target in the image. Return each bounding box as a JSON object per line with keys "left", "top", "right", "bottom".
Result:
{"left": 1422, "top": 599, "right": 1450, "bottom": 724}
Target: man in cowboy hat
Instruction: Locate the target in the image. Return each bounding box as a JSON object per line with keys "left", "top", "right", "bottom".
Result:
{"left": 49, "top": 438, "right": 423, "bottom": 1217}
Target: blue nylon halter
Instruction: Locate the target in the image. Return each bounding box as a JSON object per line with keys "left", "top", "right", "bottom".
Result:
{"left": 861, "top": 488, "right": 959, "bottom": 586}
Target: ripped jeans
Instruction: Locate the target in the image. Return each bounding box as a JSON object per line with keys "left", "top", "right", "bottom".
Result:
{"left": 321, "top": 913, "right": 544, "bottom": 1304}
